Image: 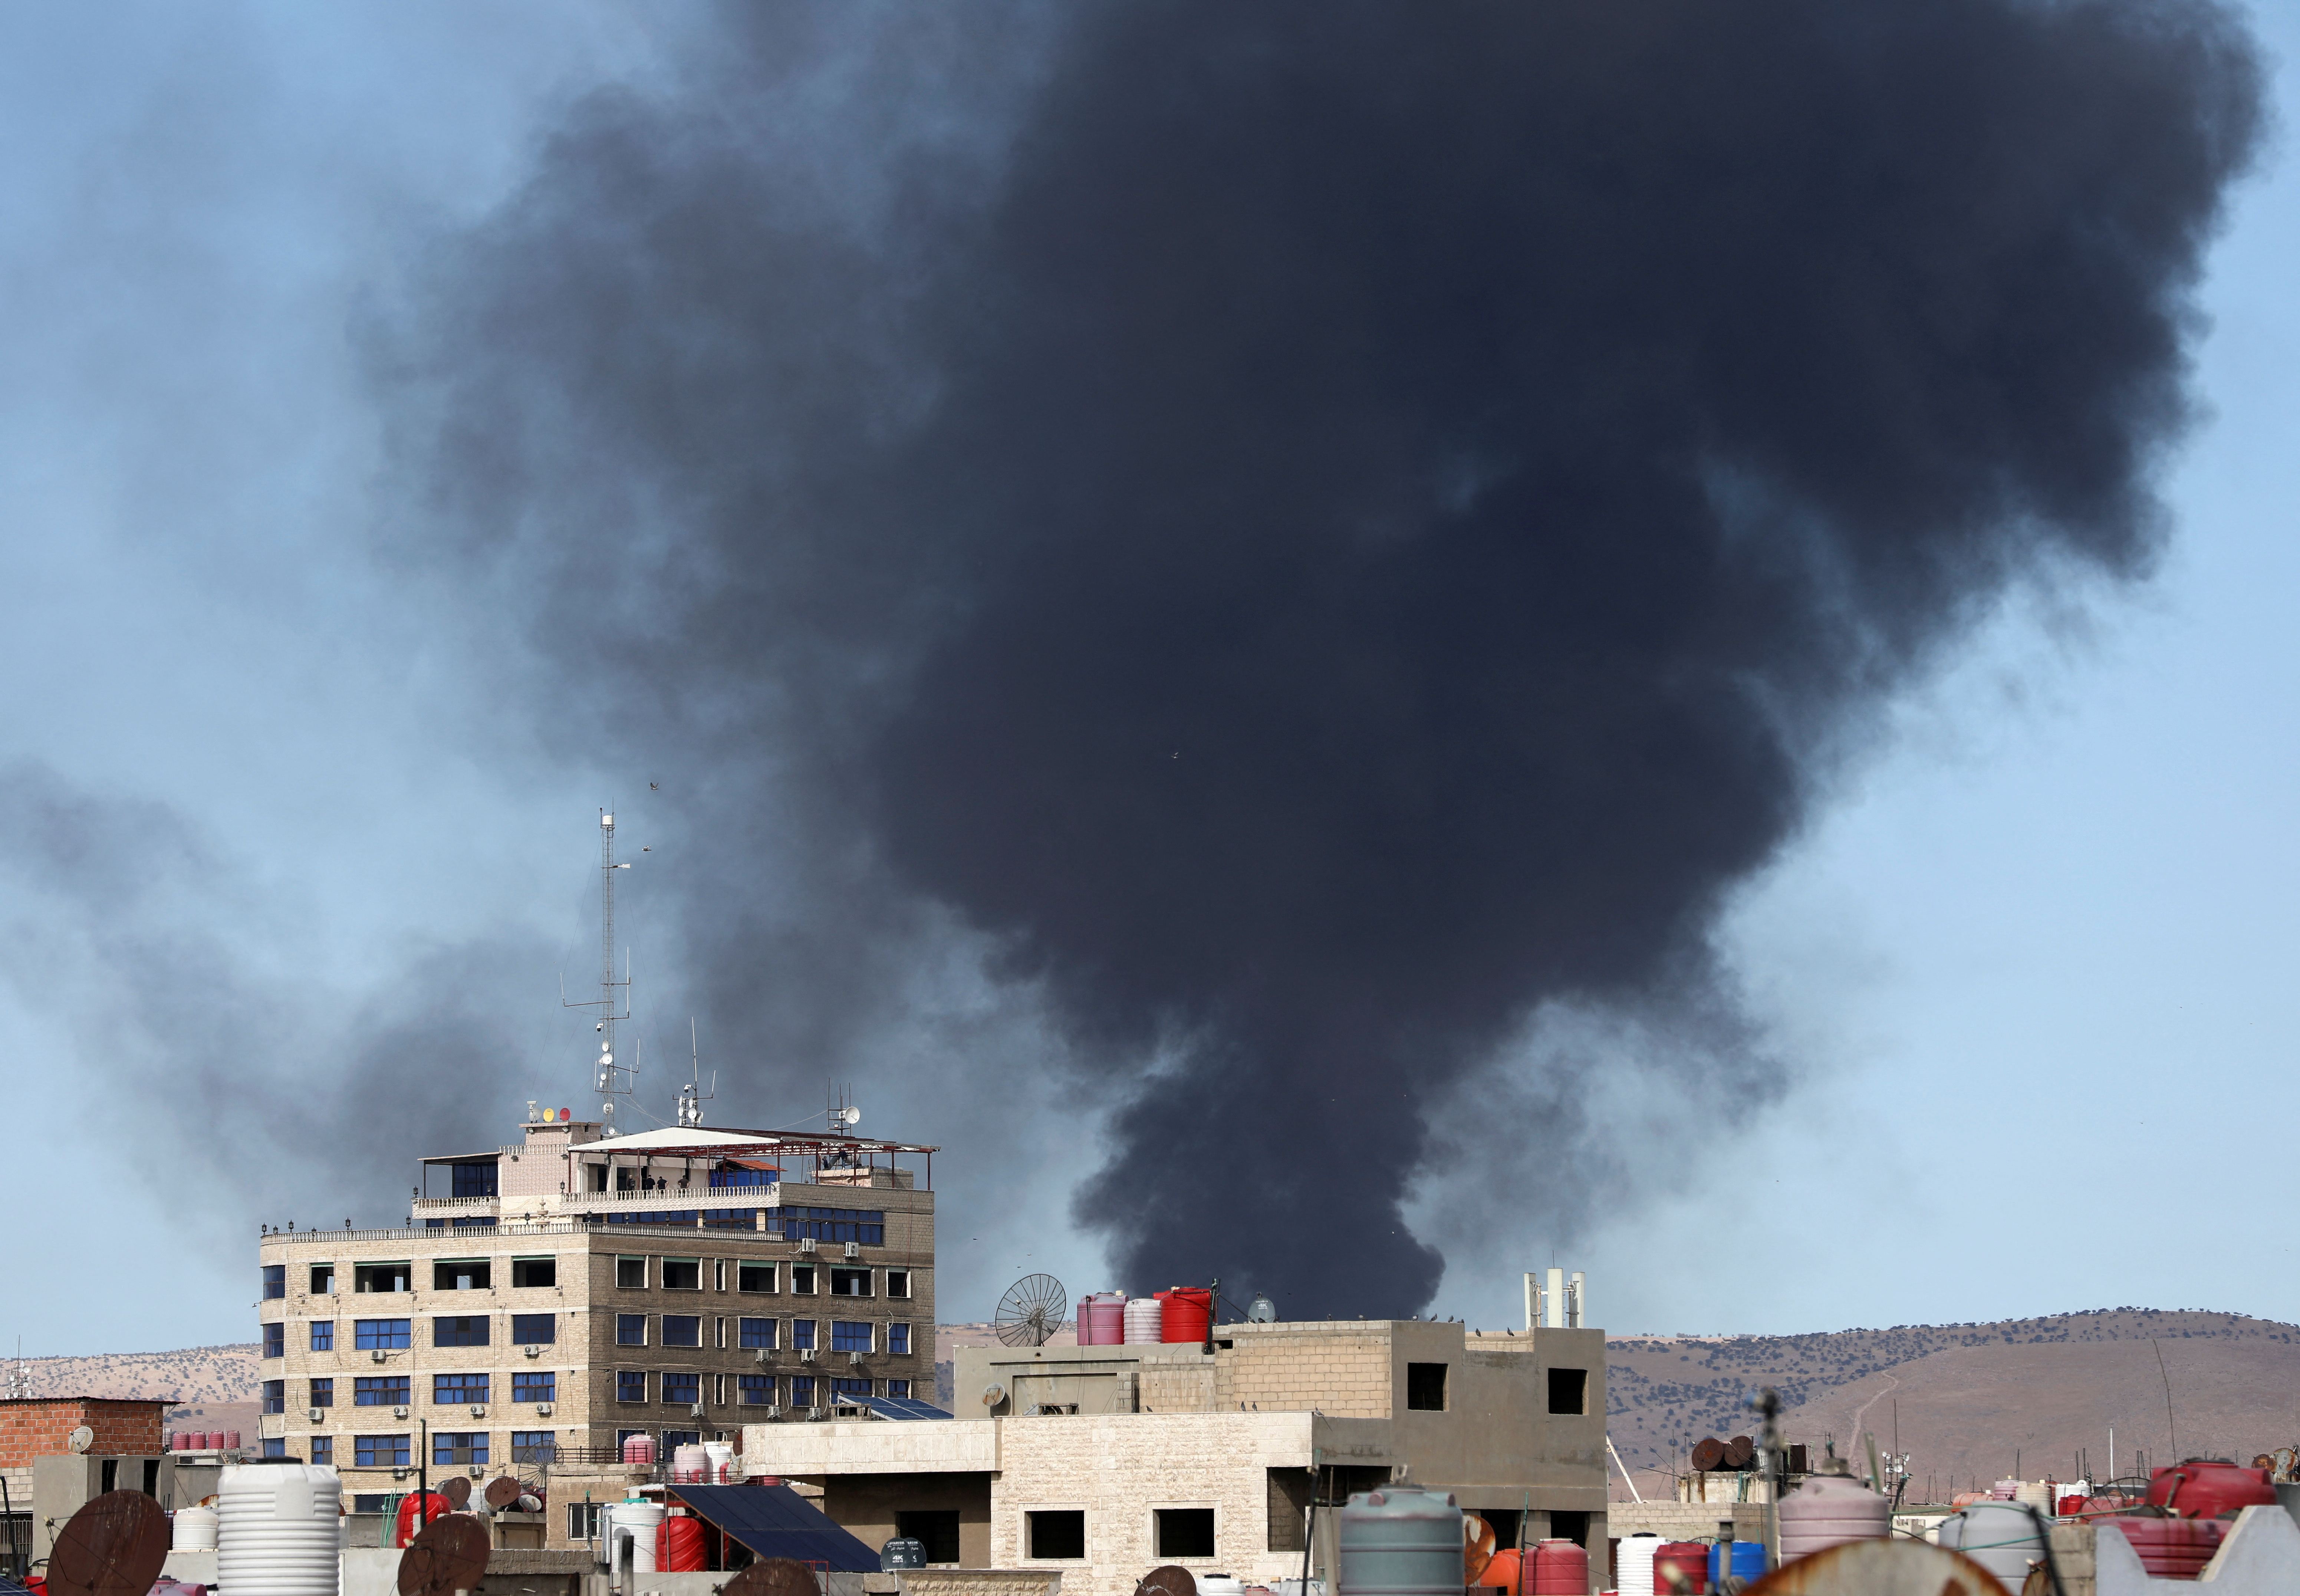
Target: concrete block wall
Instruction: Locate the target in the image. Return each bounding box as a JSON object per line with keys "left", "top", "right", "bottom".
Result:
{"left": 990, "top": 1411, "right": 1317, "bottom": 1596}
{"left": 1212, "top": 1329, "right": 1395, "bottom": 1419}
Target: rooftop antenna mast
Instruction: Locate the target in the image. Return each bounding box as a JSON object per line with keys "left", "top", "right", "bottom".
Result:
{"left": 676, "top": 1017, "right": 716, "bottom": 1128}
{"left": 564, "top": 809, "right": 635, "bottom": 1134}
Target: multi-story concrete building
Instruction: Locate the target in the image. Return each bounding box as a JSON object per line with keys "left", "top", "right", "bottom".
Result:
{"left": 741, "top": 1317, "right": 1608, "bottom": 1596}
{"left": 255, "top": 1110, "right": 938, "bottom": 1527}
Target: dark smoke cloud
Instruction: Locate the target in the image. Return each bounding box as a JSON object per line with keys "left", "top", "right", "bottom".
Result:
{"left": 383, "top": 0, "right": 2261, "bottom": 1315}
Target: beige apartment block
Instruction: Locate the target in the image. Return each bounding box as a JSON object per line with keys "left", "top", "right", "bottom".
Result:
{"left": 744, "top": 1319, "right": 1608, "bottom": 1596}
{"left": 254, "top": 1113, "right": 937, "bottom": 1547}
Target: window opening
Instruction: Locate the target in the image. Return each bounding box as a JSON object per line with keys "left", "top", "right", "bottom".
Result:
{"left": 310, "top": 1378, "right": 334, "bottom": 1408}
{"left": 261, "top": 1265, "right": 286, "bottom": 1300}
{"left": 513, "top": 1370, "right": 556, "bottom": 1404}
{"left": 617, "top": 1370, "right": 646, "bottom": 1403}
{"left": 353, "top": 1263, "right": 411, "bottom": 1294}
{"left": 1406, "top": 1363, "right": 1448, "bottom": 1411}
{"left": 434, "top": 1373, "right": 489, "bottom": 1405}
{"left": 511, "top": 1257, "right": 556, "bottom": 1289}
{"left": 511, "top": 1313, "right": 555, "bottom": 1344}
{"left": 310, "top": 1321, "right": 335, "bottom": 1352}
{"left": 737, "top": 1262, "right": 776, "bottom": 1294}
{"left": 663, "top": 1371, "right": 701, "bottom": 1406}
{"left": 617, "top": 1257, "right": 647, "bottom": 1290}
{"left": 739, "top": 1318, "right": 776, "bottom": 1349}
{"left": 355, "top": 1376, "right": 409, "bottom": 1406}
{"left": 662, "top": 1316, "right": 702, "bottom": 1348}
{"left": 1156, "top": 1509, "right": 1215, "bottom": 1559}
{"left": 433, "top": 1315, "right": 490, "bottom": 1347}
{"left": 355, "top": 1434, "right": 410, "bottom": 1468}
{"left": 617, "top": 1314, "right": 648, "bottom": 1346}
{"left": 831, "top": 1321, "right": 873, "bottom": 1353}
{"left": 309, "top": 1264, "right": 335, "bottom": 1296}
{"left": 1027, "top": 1511, "right": 1086, "bottom": 1560}
{"left": 662, "top": 1258, "right": 702, "bottom": 1291}
{"left": 434, "top": 1259, "right": 491, "bottom": 1291}
{"left": 354, "top": 1318, "right": 411, "bottom": 1350}
{"left": 829, "top": 1268, "right": 873, "bottom": 1297}
{"left": 886, "top": 1270, "right": 911, "bottom": 1299}
{"left": 1547, "top": 1367, "right": 1587, "bottom": 1415}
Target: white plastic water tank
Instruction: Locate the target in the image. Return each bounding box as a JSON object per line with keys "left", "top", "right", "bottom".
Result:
{"left": 1936, "top": 1502, "right": 2046, "bottom": 1589}
{"left": 171, "top": 1505, "right": 219, "bottom": 1550}
{"left": 704, "top": 1442, "right": 735, "bottom": 1483}
{"left": 216, "top": 1462, "right": 342, "bottom": 1596}
{"left": 1123, "top": 1297, "right": 1163, "bottom": 1344}
{"left": 615, "top": 1501, "right": 665, "bottom": 1574}
{"left": 1613, "top": 1533, "right": 1658, "bottom": 1596}
{"left": 671, "top": 1444, "right": 708, "bottom": 1484}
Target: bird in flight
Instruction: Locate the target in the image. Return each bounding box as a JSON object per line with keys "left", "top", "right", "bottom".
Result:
{"left": 650, "top": 781, "right": 660, "bottom": 790}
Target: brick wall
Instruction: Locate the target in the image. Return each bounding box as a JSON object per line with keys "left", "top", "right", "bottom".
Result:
{"left": 0, "top": 1399, "right": 168, "bottom": 1468}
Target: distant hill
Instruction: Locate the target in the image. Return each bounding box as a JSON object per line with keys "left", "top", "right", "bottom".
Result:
{"left": 1605, "top": 1308, "right": 2300, "bottom": 1500}
{"left": 13, "top": 1343, "right": 259, "bottom": 1406}
{"left": 23, "top": 1309, "right": 2294, "bottom": 1500}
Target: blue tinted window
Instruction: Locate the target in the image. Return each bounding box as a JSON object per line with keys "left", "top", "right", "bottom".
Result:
{"left": 662, "top": 1316, "right": 701, "bottom": 1347}
{"left": 354, "top": 1319, "right": 410, "bottom": 1350}
{"left": 450, "top": 1161, "right": 499, "bottom": 1198}
{"left": 355, "top": 1434, "right": 409, "bottom": 1467}
{"left": 261, "top": 1265, "right": 285, "bottom": 1299}
{"left": 510, "top": 1313, "right": 555, "bottom": 1344}
{"left": 888, "top": 1324, "right": 910, "bottom": 1356}
{"left": 662, "top": 1372, "right": 700, "bottom": 1405}
{"left": 261, "top": 1437, "right": 286, "bottom": 1458}
{"left": 261, "top": 1380, "right": 284, "bottom": 1414}
{"left": 738, "top": 1375, "right": 774, "bottom": 1405}
{"left": 791, "top": 1320, "right": 816, "bottom": 1351}
{"left": 790, "top": 1376, "right": 815, "bottom": 1406}
{"left": 261, "top": 1324, "right": 284, "bottom": 1359}
{"left": 433, "top": 1316, "right": 489, "bottom": 1347}
{"left": 310, "top": 1321, "right": 334, "bottom": 1352}
{"left": 888, "top": 1380, "right": 910, "bottom": 1398}
{"left": 617, "top": 1370, "right": 646, "bottom": 1403}
{"left": 738, "top": 1318, "right": 776, "bottom": 1349}
{"left": 309, "top": 1436, "right": 333, "bottom": 1464}
{"left": 434, "top": 1373, "right": 489, "bottom": 1404}
{"left": 310, "top": 1378, "right": 333, "bottom": 1408}
{"left": 831, "top": 1378, "right": 871, "bottom": 1397}
{"left": 434, "top": 1432, "right": 487, "bottom": 1466}
{"left": 617, "top": 1314, "right": 647, "bottom": 1346}
{"left": 513, "top": 1370, "right": 555, "bottom": 1402}
{"left": 510, "top": 1431, "right": 554, "bottom": 1463}
{"left": 831, "top": 1322, "right": 872, "bottom": 1352}
{"left": 774, "top": 1208, "right": 885, "bottom": 1245}
{"left": 355, "top": 1376, "right": 408, "bottom": 1406}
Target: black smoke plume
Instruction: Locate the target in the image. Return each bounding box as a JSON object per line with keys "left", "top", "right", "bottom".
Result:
{"left": 386, "top": 0, "right": 2261, "bottom": 1314}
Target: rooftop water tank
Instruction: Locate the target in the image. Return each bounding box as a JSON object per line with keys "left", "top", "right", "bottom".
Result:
{"left": 171, "top": 1506, "right": 219, "bottom": 1551}
{"left": 1613, "top": 1533, "right": 1658, "bottom": 1596}
{"left": 1652, "top": 1540, "right": 1707, "bottom": 1593}
{"left": 1706, "top": 1542, "right": 1766, "bottom": 1587}
{"left": 704, "top": 1442, "right": 736, "bottom": 1483}
{"left": 216, "top": 1462, "right": 341, "bottom": 1596}
{"left": 2102, "top": 1516, "right": 2226, "bottom": 1578}
{"left": 621, "top": 1434, "right": 656, "bottom": 1465}
{"left": 1337, "top": 1484, "right": 1463, "bottom": 1596}
{"left": 1778, "top": 1472, "right": 1888, "bottom": 1563}
{"left": 1123, "top": 1297, "right": 1163, "bottom": 1345}
{"left": 613, "top": 1501, "right": 665, "bottom": 1574}
{"left": 1082, "top": 1293, "right": 1128, "bottom": 1346}
{"left": 1160, "top": 1287, "right": 1213, "bottom": 1344}
{"left": 1936, "top": 1502, "right": 2044, "bottom": 1589}
{"left": 671, "top": 1444, "right": 709, "bottom": 1484}
{"left": 2149, "top": 1460, "right": 2277, "bottom": 1518}
{"left": 1527, "top": 1539, "right": 1586, "bottom": 1596}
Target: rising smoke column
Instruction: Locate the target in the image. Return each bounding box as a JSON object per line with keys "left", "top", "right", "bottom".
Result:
{"left": 388, "top": 0, "right": 2261, "bottom": 1314}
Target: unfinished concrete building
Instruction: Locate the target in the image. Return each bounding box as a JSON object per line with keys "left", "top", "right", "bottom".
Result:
{"left": 741, "top": 1316, "right": 1608, "bottom": 1596}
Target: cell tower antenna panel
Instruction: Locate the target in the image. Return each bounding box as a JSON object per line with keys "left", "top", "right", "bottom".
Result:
{"left": 564, "top": 809, "right": 637, "bottom": 1105}
{"left": 676, "top": 1017, "right": 717, "bottom": 1128}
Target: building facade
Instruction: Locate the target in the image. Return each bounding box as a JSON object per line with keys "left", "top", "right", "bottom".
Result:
{"left": 254, "top": 1113, "right": 937, "bottom": 1514}
{"left": 743, "top": 1319, "right": 1609, "bottom": 1596}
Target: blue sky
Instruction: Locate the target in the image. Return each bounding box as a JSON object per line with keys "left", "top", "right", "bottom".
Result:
{"left": 1, "top": 1, "right": 2294, "bottom": 1353}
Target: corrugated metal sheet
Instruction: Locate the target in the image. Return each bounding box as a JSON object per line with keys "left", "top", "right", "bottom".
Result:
{"left": 665, "top": 1484, "right": 882, "bottom": 1572}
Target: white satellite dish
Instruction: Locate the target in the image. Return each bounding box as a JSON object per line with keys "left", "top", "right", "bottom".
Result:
{"left": 841, "top": 1106, "right": 862, "bottom": 1128}
{"left": 980, "top": 1383, "right": 1006, "bottom": 1407}
{"left": 1247, "top": 1294, "right": 1279, "bottom": 1323}
{"left": 66, "top": 1425, "right": 94, "bottom": 1454}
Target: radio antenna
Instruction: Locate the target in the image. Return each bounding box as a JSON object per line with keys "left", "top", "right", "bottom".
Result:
{"left": 563, "top": 809, "right": 635, "bottom": 1129}
{"left": 676, "top": 1017, "right": 716, "bottom": 1128}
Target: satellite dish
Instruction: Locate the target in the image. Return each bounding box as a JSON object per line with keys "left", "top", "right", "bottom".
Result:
{"left": 439, "top": 1475, "right": 473, "bottom": 1510}
{"left": 994, "top": 1274, "right": 1069, "bottom": 1347}
{"left": 67, "top": 1426, "right": 95, "bottom": 1454}
{"left": 1246, "top": 1294, "right": 1278, "bottom": 1323}
{"left": 47, "top": 1490, "right": 168, "bottom": 1596}
{"left": 397, "top": 1514, "right": 491, "bottom": 1596}
{"left": 1723, "top": 1435, "right": 1756, "bottom": 1470}
{"left": 722, "top": 1559, "right": 827, "bottom": 1596}
{"left": 1690, "top": 1437, "right": 1726, "bottom": 1472}
{"left": 981, "top": 1383, "right": 1007, "bottom": 1408}
{"left": 1136, "top": 1567, "right": 1198, "bottom": 1596}
{"left": 484, "top": 1477, "right": 522, "bottom": 1511}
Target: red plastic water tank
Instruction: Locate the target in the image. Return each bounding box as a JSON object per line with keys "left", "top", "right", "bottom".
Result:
{"left": 1159, "top": 1287, "right": 1212, "bottom": 1343}
{"left": 2148, "top": 1461, "right": 2276, "bottom": 1519}
{"left": 622, "top": 1434, "right": 657, "bottom": 1465}
{"left": 2057, "top": 1495, "right": 2086, "bottom": 1517}
{"left": 220, "top": 1430, "right": 240, "bottom": 1450}
{"left": 1529, "top": 1539, "right": 1588, "bottom": 1595}
{"left": 395, "top": 1490, "right": 451, "bottom": 1548}
{"left": 1082, "top": 1293, "right": 1128, "bottom": 1346}
{"left": 2103, "top": 1516, "right": 2226, "bottom": 1577}
{"left": 1653, "top": 1541, "right": 1708, "bottom": 1592}
{"left": 1477, "top": 1547, "right": 1520, "bottom": 1594}
{"left": 656, "top": 1515, "right": 707, "bottom": 1572}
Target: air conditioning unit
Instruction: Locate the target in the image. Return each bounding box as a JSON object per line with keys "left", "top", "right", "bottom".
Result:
{"left": 690, "top": 1404, "right": 706, "bottom": 1419}
{"left": 371, "top": 1349, "right": 389, "bottom": 1363}
{"left": 806, "top": 1406, "right": 825, "bottom": 1421}
{"left": 797, "top": 1237, "right": 817, "bottom": 1254}
{"left": 847, "top": 1351, "right": 864, "bottom": 1366}
{"left": 842, "top": 1242, "right": 859, "bottom": 1259}
{"left": 751, "top": 1349, "right": 771, "bottom": 1365}
{"left": 469, "top": 1404, "right": 487, "bottom": 1418}
{"left": 763, "top": 1404, "right": 781, "bottom": 1419}
{"left": 525, "top": 1345, "right": 542, "bottom": 1358}
{"left": 536, "top": 1403, "right": 554, "bottom": 1416}
{"left": 307, "top": 1408, "right": 325, "bottom": 1423}
{"left": 392, "top": 1405, "right": 410, "bottom": 1419}
{"left": 798, "top": 1349, "right": 817, "bottom": 1363}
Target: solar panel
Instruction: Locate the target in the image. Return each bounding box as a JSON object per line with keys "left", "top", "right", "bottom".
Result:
{"left": 664, "top": 1484, "right": 881, "bottom": 1572}
{"left": 859, "top": 1395, "right": 955, "bottom": 1421}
